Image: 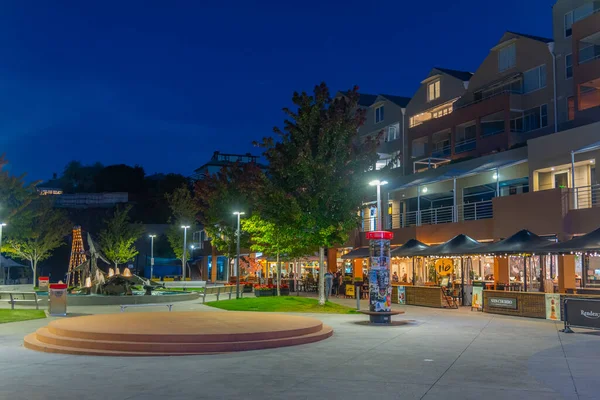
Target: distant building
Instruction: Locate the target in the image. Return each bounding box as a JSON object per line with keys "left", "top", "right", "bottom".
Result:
{"left": 191, "top": 151, "right": 264, "bottom": 181}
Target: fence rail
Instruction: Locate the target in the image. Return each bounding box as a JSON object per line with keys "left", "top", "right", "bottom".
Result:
{"left": 569, "top": 184, "right": 600, "bottom": 210}
{"left": 364, "top": 200, "right": 494, "bottom": 231}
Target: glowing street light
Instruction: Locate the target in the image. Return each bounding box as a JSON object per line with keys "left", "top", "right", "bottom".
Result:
{"left": 0, "top": 223, "right": 6, "bottom": 285}
{"left": 233, "top": 212, "right": 245, "bottom": 298}
{"left": 181, "top": 226, "right": 190, "bottom": 280}
{"left": 368, "top": 180, "right": 388, "bottom": 231}
{"left": 149, "top": 234, "right": 156, "bottom": 280}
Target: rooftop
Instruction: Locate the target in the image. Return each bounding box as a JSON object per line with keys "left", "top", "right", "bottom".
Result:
{"left": 433, "top": 67, "right": 474, "bottom": 82}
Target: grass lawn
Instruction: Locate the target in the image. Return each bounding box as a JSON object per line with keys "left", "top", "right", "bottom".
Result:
{"left": 206, "top": 296, "right": 358, "bottom": 314}
{"left": 0, "top": 309, "right": 47, "bottom": 324}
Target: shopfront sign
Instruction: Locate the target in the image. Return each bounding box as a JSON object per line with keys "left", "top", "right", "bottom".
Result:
{"left": 345, "top": 284, "right": 355, "bottom": 298}
{"left": 564, "top": 298, "right": 600, "bottom": 331}
{"left": 488, "top": 297, "right": 517, "bottom": 309}
{"left": 472, "top": 286, "right": 483, "bottom": 309}
{"left": 545, "top": 293, "right": 561, "bottom": 321}
{"left": 435, "top": 259, "right": 454, "bottom": 276}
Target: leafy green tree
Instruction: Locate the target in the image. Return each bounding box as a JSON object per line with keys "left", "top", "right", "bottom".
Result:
{"left": 165, "top": 185, "right": 200, "bottom": 262}
{"left": 0, "top": 155, "right": 38, "bottom": 222}
{"left": 3, "top": 197, "right": 71, "bottom": 285}
{"left": 99, "top": 205, "right": 144, "bottom": 269}
{"left": 257, "top": 84, "right": 383, "bottom": 304}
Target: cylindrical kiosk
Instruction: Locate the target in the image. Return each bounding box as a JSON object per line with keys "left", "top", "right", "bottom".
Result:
{"left": 366, "top": 231, "right": 394, "bottom": 324}
{"left": 48, "top": 283, "right": 68, "bottom": 316}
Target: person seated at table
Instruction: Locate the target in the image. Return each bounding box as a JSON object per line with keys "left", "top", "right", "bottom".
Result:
{"left": 392, "top": 271, "right": 399, "bottom": 283}
{"left": 402, "top": 273, "right": 408, "bottom": 282}
{"left": 485, "top": 274, "right": 494, "bottom": 281}
{"left": 514, "top": 273, "right": 521, "bottom": 282}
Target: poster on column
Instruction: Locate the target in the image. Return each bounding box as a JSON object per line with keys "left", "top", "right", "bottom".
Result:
{"left": 369, "top": 269, "right": 392, "bottom": 312}
{"left": 545, "top": 293, "right": 561, "bottom": 321}
{"left": 397, "top": 285, "right": 406, "bottom": 305}
{"left": 472, "top": 286, "right": 483, "bottom": 309}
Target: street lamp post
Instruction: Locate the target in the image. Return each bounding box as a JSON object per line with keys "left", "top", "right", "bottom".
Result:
{"left": 149, "top": 235, "right": 156, "bottom": 280}
{"left": 181, "top": 226, "right": 190, "bottom": 281}
{"left": 233, "top": 212, "right": 245, "bottom": 299}
{"left": 0, "top": 223, "right": 6, "bottom": 285}
{"left": 369, "top": 180, "right": 388, "bottom": 231}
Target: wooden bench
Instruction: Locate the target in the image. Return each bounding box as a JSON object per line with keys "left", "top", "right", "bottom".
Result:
{"left": 120, "top": 304, "right": 173, "bottom": 312}
{"left": 200, "top": 286, "right": 240, "bottom": 303}
{"left": 0, "top": 292, "right": 43, "bottom": 310}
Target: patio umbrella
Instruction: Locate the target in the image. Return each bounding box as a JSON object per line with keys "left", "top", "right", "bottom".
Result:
{"left": 537, "top": 226, "right": 600, "bottom": 255}
{"left": 391, "top": 239, "right": 430, "bottom": 286}
{"left": 340, "top": 247, "right": 370, "bottom": 260}
{"left": 473, "top": 229, "right": 554, "bottom": 256}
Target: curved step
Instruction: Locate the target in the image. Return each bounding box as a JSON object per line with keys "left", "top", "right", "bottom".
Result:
{"left": 24, "top": 325, "right": 333, "bottom": 356}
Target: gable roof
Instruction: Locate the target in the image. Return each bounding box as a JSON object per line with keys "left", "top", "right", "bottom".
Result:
{"left": 507, "top": 31, "right": 553, "bottom": 44}
{"left": 379, "top": 94, "right": 411, "bottom": 108}
{"left": 434, "top": 67, "right": 474, "bottom": 82}
{"left": 355, "top": 93, "right": 379, "bottom": 107}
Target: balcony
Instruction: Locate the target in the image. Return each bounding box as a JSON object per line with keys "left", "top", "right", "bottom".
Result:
{"left": 454, "top": 138, "right": 476, "bottom": 154}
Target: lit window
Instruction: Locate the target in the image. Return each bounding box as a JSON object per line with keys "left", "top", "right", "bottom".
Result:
{"left": 523, "top": 65, "right": 547, "bottom": 94}
{"left": 498, "top": 43, "right": 516, "bottom": 72}
{"left": 375, "top": 105, "right": 384, "bottom": 123}
{"left": 427, "top": 80, "right": 440, "bottom": 102}
{"left": 565, "top": 54, "right": 573, "bottom": 79}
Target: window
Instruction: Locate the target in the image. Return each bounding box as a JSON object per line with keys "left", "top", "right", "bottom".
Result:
{"left": 375, "top": 105, "right": 384, "bottom": 123}
{"left": 412, "top": 137, "right": 427, "bottom": 158}
{"left": 498, "top": 43, "right": 516, "bottom": 72}
{"left": 523, "top": 65, "right": 547, "bottom": 93}
{"left": 579, "top": 32, "right": 600, "bottom": 64}
{"left": 522, "top": 104, "right": 548, "bottom": 132}
{"left": 427, "top": 80, "right": 440, "bottom": 102}
{"left": 431, "top": 105, "right": 452, "bottom": 118}
{"left": 565, "top": 12, "right": 573, "bottom": 37}
{"left": 568, "top": 96, "right": 575, "bottom": 121}
{"left": 391, "top": 151, "right": 401, "bottom": 169}
{"left": 386, "top": 123, "right": 399, "bottom": 142}
{"left": 565, "top": 54, "right": 573, "bottom": 79}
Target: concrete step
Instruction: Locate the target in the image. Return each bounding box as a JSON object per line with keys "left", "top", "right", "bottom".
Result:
{"left": 24, "top": 325, "right": 333, "bottom": 356}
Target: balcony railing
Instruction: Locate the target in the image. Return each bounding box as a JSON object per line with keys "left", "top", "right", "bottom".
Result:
{"left": 431, "top": 145, "right": 451, "bottom": 158}
{"left": 363, "top": 200, "right": 494, "bottom": 231}
{"left": 568, "top": 184, "right": 600, "bottom": 210}
{"left": 454, "top": 138, "right": 476, "bottom": 154}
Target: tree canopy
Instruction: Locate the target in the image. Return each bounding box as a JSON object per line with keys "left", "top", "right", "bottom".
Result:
{"left": 98, "top": 205, "right": 144, "bottom": 268}
{"left": 165, "top": 185, "right": 200, "bottom": 261}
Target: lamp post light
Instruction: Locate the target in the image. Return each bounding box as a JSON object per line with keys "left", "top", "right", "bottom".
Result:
{"left": 368, "top": 180, "right": 388, "bottom": 231}
{"left": 181, "top": 226, "right": 190, "bottom": 281}
{"left": 233, "top": 212, "right": 245, "bottom": 299}
{"left": 0, "top": 223, "right": 6, "bottom": 285}
{"left": 149, "top": 234, "right": 156, "bottom": 280}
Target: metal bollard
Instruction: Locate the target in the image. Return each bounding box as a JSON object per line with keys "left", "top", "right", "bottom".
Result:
{"left": 356, "top": 286, "right": 360, "bottom": 310}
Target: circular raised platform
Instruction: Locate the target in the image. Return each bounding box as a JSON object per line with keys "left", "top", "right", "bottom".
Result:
{"left": 358, "top": 310, "right": 405, "bottom": 324}
{"left": 24, "top": 311, "right": 333, "bottom": 356}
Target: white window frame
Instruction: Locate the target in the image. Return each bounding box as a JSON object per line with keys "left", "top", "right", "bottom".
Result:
{"left": 375, "top": 105, "right": 384, "bottom": 124}
{"left": 565, "top": 54, "right": 573, "bottom": 79}
{"left": 498, "top": 43, "right": 516, "bottom": 72}
{"left": 564, "top": 11, "right": 573, "bottom": 38}
{"left": 427, "top": 80, "right": 440, "bottom": 102}
{"left": 523, "top": 65, "right": 547, "bottom": 94}
{"left": 386, "top": 124, "right": 399, "bottom": 142}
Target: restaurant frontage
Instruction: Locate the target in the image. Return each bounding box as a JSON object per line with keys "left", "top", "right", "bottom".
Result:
{"left": 338, "top": 226, "right": 600, "bottom": 319}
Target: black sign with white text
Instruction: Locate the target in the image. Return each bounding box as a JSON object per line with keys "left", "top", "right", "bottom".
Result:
{"left": 488, "top": 297, "right": 518, "bottom": 309}
{"left": 565, "top": 298, "right": 600, "bottom": 330}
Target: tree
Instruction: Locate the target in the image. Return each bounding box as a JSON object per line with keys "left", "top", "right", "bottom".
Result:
{"left": 165, "top": 185, "right": 200, "bottom": 269}
{"left": 3, "top": 197, "right": 71, "bottom": 285}
{"left": 98, "top": 205, "right": 144, "bottom": 269}
{"left": 0, "top": 155, "right": 38, "bottom": 222}
{"left": 195, "top": 162, "right": 264, "bottom": 258}
{"left": 257, "top": 83, "right": 383, "bottom": 304}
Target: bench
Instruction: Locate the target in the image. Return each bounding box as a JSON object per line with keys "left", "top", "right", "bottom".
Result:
{"left": 200, "top": 286, "right": 241, "bottom": 303}
{"left": 0, "top": 292, "right": 43, "bottom": 310}
{"left": 120, "top": 304, "right": 173, "bottom": 312}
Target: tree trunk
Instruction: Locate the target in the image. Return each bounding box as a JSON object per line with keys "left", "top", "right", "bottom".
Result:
{"left": 32, "top": 259, "right": 37, "bottom": 287}
{"left": 276, "top": 251, "right": 281, "bottom": 296}
{"left": 318, "top": 246, "right": 325, "bottom": 305}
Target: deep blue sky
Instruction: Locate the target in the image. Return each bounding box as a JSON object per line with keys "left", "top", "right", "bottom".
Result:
{"left": 0, "top": 0, "right": 555, "bottom": 181}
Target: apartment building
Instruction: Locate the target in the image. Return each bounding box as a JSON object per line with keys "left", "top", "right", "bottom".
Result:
{"left": 408, "top": 32, "right": 556, "bottom": 173}
{"left": 553, "top": 0, "right": 600, "bottom": 129}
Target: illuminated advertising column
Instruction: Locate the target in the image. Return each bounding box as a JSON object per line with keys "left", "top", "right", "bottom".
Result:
{"left": 366, "top": 231, "right": 394, "bottom": 323}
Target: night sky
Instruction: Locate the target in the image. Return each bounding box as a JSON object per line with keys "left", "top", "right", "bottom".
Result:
{"left": 0, "top": 0, "right": 555, "bottom": 182}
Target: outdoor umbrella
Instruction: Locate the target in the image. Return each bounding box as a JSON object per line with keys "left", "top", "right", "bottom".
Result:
{"left": 341, "top": 247, "right": 370, "bottom": 260}
{"left": 473, "top": 229, "right": 554, "bottom": 255}
{"left": 537, "top": 226, "right": 600, "bottom": 255}
{"left": 391, "top": 239, "right": 430, "bottom": 286}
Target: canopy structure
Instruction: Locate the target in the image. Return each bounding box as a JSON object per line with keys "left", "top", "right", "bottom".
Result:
{"left": 473, "top": 229, "right": 554, "bottom": 255}
{"left": 0, "top": 255, "right": 26, "bottom": 268}
{"left": 418, "top": 234, "right": 485, "bottom": 257}
{"left": 341, "top": 247, "right": 370, "bottom": 260}
{"left": 538, "top": 227, "right": 600, "bottom": 254}
{"left": 390, "top": 239, "right": 429, "bottom": 258}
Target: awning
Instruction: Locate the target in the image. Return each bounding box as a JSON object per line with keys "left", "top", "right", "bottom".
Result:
{"left": 388, "top": 147, "right": 527, "bottom": 193}
{"left": 537, "top": 227, "right": 600, "bottom": 254}
{"left": 0, "top": 255, "right": 26, "bottom": 268}
{"left": 341, "top": 247, "right": 370, "bottom": 260}
{"left": 573, "top": 140, "right": 600, "bottom": 155}
{"left": 419, "top": 234, "right": 486, "bottom": 257}
{"left": 472, "top": 229, "right": 554, "bottom": 255}
{"left": 391, "top": 239, "right": 429, "bottom": 258}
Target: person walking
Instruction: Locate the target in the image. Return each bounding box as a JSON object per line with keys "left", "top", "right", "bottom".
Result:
{"left": 324, "top": 271, "right": 334, "bottom": 302}
{"left": 332, "top": 271, "right": 340, "bottom": 297}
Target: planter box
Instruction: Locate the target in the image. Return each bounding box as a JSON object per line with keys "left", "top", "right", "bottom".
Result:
{"left": 255, "top": 290, "right": 274, "bottom": 297}
{"left": 280, "top": 289, "right": 290, "bottom": 296}
{"left": 243, "top": 286, "right": 253, "bottom": 293}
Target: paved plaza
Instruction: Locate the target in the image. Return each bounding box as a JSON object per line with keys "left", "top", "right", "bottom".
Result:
{"left": 1, "top": 298, "right": 599, "bottom": 400}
